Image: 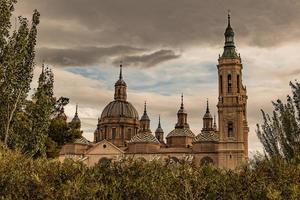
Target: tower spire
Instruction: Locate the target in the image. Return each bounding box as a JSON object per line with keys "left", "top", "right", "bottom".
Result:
{"left": 222, "top": 10, "right": 238, "bottom": 58}
{"left": 227, "top": 9, "right": 231, "bottom": 27}
{"left": 75, "top": 104, "right": 78, "bottom": 116}
{"left": 181, "top": 93, "right": 184, "bottom": 109}
{"left": 206, "top": 99, "right": 210, "bottom": 113}
{"left": 119, "top": 61, "right": 123, "bottom": 80}
{"left": 144, "top": 101, "right": 147, "bottom": 115}
{"left": 158, "top": 114, "right": 161, "bottom": 128}
{"left": 114, "top": 61, "right": 127, "bottom": 101}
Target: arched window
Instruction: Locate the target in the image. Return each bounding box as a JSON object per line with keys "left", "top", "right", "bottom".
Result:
{"left": 220, "top": 75, "right": 223, "bottom": 94}
{"left": 228, "top": 122, "right": 234, "bottom": 137}
{"left": 228, "top": 74, "right": 232, "bottom": 93}
{"left": 237, "top": 74, "right": 240, "bottom": 93}
{"left": 200, "top": 156, "right": 214, "bottom": 165}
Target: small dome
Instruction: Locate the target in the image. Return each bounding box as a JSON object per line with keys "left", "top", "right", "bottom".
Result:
{"left": 166, "top": 128, "right": 195, "bottom": 138}
{"left": 129, "top": 132, "right": 159, "bottom": 143}
{"left": 101, "top": 100, "right": 139, "bottom": 119}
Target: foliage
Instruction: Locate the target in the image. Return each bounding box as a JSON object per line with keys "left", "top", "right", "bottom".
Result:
{"left": 257, "top": 81, "right": 300, "bottom": 161}
{"left": 28, "top": 66, "right": 55, "bottom": 157}
{"left": 0, "top": 0, "right": 40, "bottom": 146}
{"left": 0, "top": 147, "right": 299, "bottom": 200}
{"left": 46, "top": 114, "right": 82, "bottom": 158}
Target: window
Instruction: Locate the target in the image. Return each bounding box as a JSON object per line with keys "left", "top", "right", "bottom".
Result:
{"left": 228, "top": 74, "right": 232, "bottom": 93}
{"left": 220, "top": 75, "right": 223, "bottom": 94}
{"left": 228, "top": 122, "right": 234, "bottom": 137}
{"left": 112, "top": 128, "right": 116, "bottom": 139}
{"left": 237, "top": 74, "right": 240, "bottom": 93}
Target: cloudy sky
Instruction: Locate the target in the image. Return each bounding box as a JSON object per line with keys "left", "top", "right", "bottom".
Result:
{"left": 14, "top": 0, "right": 300, "bottom": 155}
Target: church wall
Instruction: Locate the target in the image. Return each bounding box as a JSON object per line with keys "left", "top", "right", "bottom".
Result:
{"left": 192, "top": 142, "right": 217, "bottom": 153}
{"left": 217, "top": 152, "right": 245, "bottom": 169}
{"left": 60, "top": 143, "right": 90, "bottom": 155}
{"left": 167, "top": 137, "right": 193, "bottom": 148}
{"left": 128, "top": 143, "right": 160, "bottom": 153}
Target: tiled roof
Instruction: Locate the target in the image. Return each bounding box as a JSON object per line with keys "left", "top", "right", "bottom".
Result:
{"left": 74, "top": 136, "right": 91, "bottom": 145}
{"left": 193, "top": 131, "right": 219, "bottom": 142}
{"left": 166, "top": 128, "right": 195, "bottom": 138}
{"left": 129, "top": 132, "right": 159, "bottom": 143}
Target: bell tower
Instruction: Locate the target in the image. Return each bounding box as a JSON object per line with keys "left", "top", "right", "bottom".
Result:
{"left": 217, "top": 12, "right": 249, "bottom": 168}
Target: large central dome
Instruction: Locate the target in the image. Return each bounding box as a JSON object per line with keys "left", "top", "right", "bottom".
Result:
{"left": 94, "top": 64, "right": 140, "bottom": 147}
{"left": 101, "top": 100, "right": 139, "bottom": 119}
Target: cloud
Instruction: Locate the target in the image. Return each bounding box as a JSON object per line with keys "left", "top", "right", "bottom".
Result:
{"left": 37, "top": 45, "right": 145, "bottom": 67}
{"left": 113, "top": 50, "right": 180, "bottom": 67}
{"left": 15, "top": 0, "right": 300, "bottom": 50}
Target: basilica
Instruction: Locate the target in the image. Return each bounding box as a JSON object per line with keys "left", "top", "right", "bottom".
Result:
{"left": 59, "top": 14, "right": 249, "bottom": 169}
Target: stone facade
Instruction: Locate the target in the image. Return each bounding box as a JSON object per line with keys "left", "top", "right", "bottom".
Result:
{"left": 59, "top": 13, "right": 249, "bottom": 169}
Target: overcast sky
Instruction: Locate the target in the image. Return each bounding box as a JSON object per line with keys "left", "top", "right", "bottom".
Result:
{"left": 14, "top": 0, "right": 300, "bottom": 155}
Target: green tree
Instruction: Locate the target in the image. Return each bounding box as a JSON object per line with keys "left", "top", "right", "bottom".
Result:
{"left": 28, "top": 66, "right": 55, "bottom": 157}
{"left": 257, "top": 81, "right": 300, "bottom": 161}
{"left": 46, "top": 99, "right": 81, "bottom": 158}
{"left": 0, "top": 0, "right": 40, "bottom": 146}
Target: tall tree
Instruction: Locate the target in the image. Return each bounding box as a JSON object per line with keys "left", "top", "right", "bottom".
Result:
{"left": 257, "top": 82, "right": 300, "bottom": 161}
{"left": 27, "top": 66, "right": 55, "bottom": 157}
{"left": 0, "top": 0, "right": 40, "bottom": 146}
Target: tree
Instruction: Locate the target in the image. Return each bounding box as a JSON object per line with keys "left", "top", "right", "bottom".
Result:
{"left": 256, "top": 81, "right": 300, "bottom": 161}
{"left": 0, "top": 0, "right": 40, "bottom": 146}
{"left": 27, "top": 66, "right": 55, "bottom": 157}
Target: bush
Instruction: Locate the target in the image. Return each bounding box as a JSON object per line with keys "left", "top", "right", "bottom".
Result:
{"left": 0, "top": 146, "right": 299, "bottom": 200}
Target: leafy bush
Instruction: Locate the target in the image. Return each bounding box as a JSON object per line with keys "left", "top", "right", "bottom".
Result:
{"left": 0, "top": 146, "right": 299, "bottom": 200}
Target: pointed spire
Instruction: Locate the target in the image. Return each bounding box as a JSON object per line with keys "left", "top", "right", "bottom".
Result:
{"left": 222, "top": 10, "right": 238, "bottom": 58}
{"left": 41, "top": 63, "right": 45, "bottom": 73}
{"left": 75, "top": 104, "right": 78, "bottom": 116}
{"left": 158, "top": 115, "right": 161, "bottom": 128}
{"left": 227, "top": 9, "right": 231, "bottom": 27}
{"left": 119, "top": 61, "right": 123, "bottom": 80}
{"left": 141, "top": 101, "right": 150, "bottom": 121}
{"left": 144, "top": 101, "right": 147, "bottom": 114}
{"left": 206, "top": 99, "right": 210, "bottom": 113}
{"left": 181, "top": 93, "right": 184, "bottom": 109}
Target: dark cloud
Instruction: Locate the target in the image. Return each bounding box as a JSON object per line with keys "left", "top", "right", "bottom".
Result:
{"left": 37, "top": 46, "right": 145, "bottom": 67}
{"left": 113, "top": 50, "right": 180, "bottom": 67}
{"left": 15, "top": 0, "right": 300, "bottom": 49}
